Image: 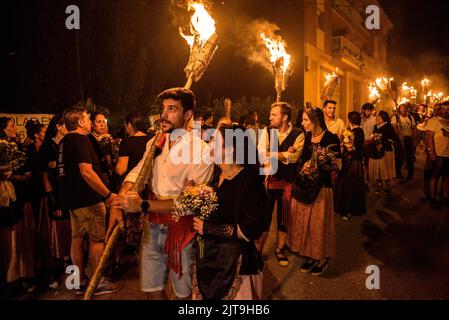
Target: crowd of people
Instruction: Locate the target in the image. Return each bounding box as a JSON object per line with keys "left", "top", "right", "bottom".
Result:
{"left": 0, "top": 87, "right": 448, "bottom": 300}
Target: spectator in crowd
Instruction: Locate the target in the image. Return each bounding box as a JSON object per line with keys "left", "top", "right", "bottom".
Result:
{"left": 37, "top": 114, "right": 71, "bottom": 289}
{"left": 323, "top": 100, "right": 346, "bottom": 140}
{"left": 426, "top": 101, "right": 449, "bottom": 209}
{"left": 59, "top": 104, "right": 120, "bottom": 295}
{"left": 361, "top": 103, "right": 377, "bottom": 141}
{"left": 0, "top": 117, "right": 18, "bottom": 142}
{"left": 391, "top": 103, "right": 416, "bottom": 180}
{"left": 89, "top": 112, "right": 117, "bottom": 191}
{"left": 203, "top": 112, "right": 214, "bottom": 131}
{"left": 112, "top": 113, "right": 151, "bottom": 277}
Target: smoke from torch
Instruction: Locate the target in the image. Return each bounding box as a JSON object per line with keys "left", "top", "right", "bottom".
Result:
{"left": 180, "top": 2, "right": 218, "bottom": 89}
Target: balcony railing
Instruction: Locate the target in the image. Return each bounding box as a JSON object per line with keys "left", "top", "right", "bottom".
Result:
{"left": 332, "top": 36, "right": 362, "bottom": 65}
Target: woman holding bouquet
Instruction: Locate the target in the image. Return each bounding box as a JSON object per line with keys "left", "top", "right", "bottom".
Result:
{"left": 0, "top": 139, "right": 34, "bottom": 289}
{"left": 368, "top": 111, "right": 397, "bottom": 195}
{"left": 286, "top": 107, "right": 341, "bottom": 276}
{"left": 192, "top": 124, "right": 266, "bottom": 300}
{"left": 334, "top": 111, "right": 366, "bottom": 220}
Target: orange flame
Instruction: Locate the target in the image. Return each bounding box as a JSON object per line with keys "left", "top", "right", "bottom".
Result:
{"left": 325, "top": 68, "right": 339, "bottom": 86}
{"left": 375, "top": 77, "right": 393, "bottom": 91}
{"left": 421, "top": 78, "right": 430, "bottom": 88}
{"left": 180, "top": 2, "right": 216, "bottom": 48}
{"left": 400, "top": 82, "right": 417, "bottom": 102}
{"left": 260, "top": 33, "right": 291, "bottom": 74}
{"left": 368, "top": 82, "right": 380, "bottom": 101}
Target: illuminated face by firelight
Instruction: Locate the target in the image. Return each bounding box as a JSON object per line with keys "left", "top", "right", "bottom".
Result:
{"left": 160, "top": 98, "right": 193, "bottom": 133}
{"left": 324, "top": 102, "right": 337, "bottom": 119}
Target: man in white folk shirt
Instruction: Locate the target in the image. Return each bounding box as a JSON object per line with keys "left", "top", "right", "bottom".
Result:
{"left": 258, "top": 102, "right": 305, "bottom": 267}
{"left": 323, "top": 100, "right": 346, "bottom": 140}
{"left": 361, "top": 103, "right": 377, "bottom": 140}
{"left": 107, "top": 88, "right": 213, "bottom": 299}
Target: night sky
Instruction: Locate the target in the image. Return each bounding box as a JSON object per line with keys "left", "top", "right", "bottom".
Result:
{"left": 5, "top": 0, "right": 449, "bottom": 115}
{"left": 379, "top": 0, "right": 449, "bottom": 89}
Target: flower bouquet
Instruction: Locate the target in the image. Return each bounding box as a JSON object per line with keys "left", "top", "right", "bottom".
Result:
{"left": 342, "top": 130, "right": 355, "bottom": 151}
{"left": 368, "top": 133, "right": 385, "bottom": 159}
{"left": 0, "top": 140, "right": 26, "bottom": 171}
{"left": 292, "top": 145, "right": 337, "bottom": 204}
{"left": 173, "top": 184, "right": 218, "bottom": 259}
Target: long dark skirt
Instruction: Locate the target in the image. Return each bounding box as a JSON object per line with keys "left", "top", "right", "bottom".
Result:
{"left": 335, "top": 159, "right": 366, "bottom": 216}
{"left": 37, "top": 196, "right": 71, "bottom": 261}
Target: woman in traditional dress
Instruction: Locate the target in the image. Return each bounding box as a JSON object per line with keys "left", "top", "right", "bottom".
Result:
{"left": 286, "top": 107, "right": 341, "bottom": 276}
{"left": 334, "top": 111, "right": 366, "bottom": 220}
{"left": 192, "top": 124, "right": 266, "bottom": 300}
{"left": 0, "top": 137, "right": 35, "bottom": 292}
{"left": 368, "top": 111, "right": 398, "bottom": 195}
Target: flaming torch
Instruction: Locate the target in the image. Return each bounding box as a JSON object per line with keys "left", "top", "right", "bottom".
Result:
{"left": 260, "top": 32, "right": 294, "bottom": 102}
{"left": 400, "top": 82, "right": 417, "bottom": 103}
{"left": 368, "top": 82, "right": 381, "bottom": 104}
{"left": 431, "top": 91, "right": 445, "bottom": 104}
{"left": 180, "top": 2, "right": 218, "bottom": 89}
{"left": 421, "top": 78, "right": 430, "bottom": 104}
{"left": 321, "top": 68, "right": 340, "bottom": 102}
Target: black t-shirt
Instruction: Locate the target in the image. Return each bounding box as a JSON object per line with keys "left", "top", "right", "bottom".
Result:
{"left": 58, "top": 132, "right": 105, "bottom": 210}
{"left": 118, "top": 135, "right": 151, "bottom": 176}
{"left": 39, "top": 139, "right": 59, "bottom": 186}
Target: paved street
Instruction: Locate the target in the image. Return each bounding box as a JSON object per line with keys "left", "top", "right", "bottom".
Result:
{"left": 8, "top": 157, "right": 449, "bottom": 300}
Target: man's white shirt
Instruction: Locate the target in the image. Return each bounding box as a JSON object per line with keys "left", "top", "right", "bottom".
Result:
{"left": 125, "top": 131, "right": 214, "bottom": 199}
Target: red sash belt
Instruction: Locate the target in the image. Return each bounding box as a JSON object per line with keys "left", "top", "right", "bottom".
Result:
{"left": 267, "top": 177, "right": 289, "bottom": 190}
{"left": 147, "top": 213, "right": 195, "bottom": 278}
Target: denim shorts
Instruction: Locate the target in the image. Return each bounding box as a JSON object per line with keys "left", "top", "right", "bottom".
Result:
{"left": 70, "top": 202, "right": 106, "bottom": 243}
{"left": 140, "top": 221, "right": 193, "bottom": 298}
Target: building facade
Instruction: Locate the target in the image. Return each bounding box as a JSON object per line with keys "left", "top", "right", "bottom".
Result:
{"left": 303, "top": 0, "right": 393, "bottom": 119}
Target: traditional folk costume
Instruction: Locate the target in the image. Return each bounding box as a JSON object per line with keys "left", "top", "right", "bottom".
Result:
{"left": 334, "top": 127, "right": 366, "bottom": 217}
{"left": 124, "top": 131, "right": 213, "bottom": 297}
{"left": 286, "top": 130, "right": 341, "bottom": 262}
{"left": 368, "top": 122, "right": 397, "bottom": 192}
{"left": 258, "top": 125, "right": 304, "bottom": 238}
{"left": 192, "top": 168, "right": 266, "bottom": 300}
